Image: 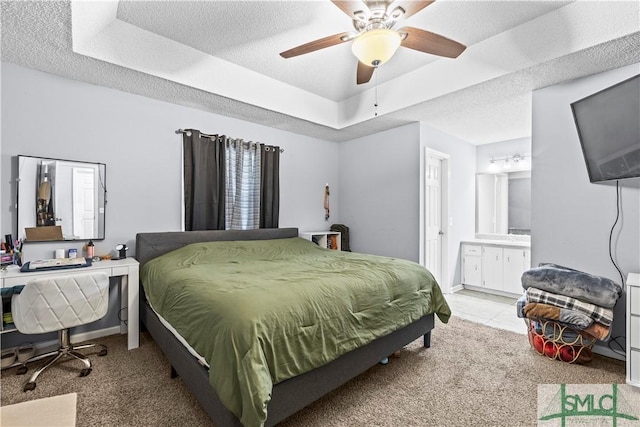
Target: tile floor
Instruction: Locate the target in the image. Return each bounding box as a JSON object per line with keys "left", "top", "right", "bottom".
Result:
{"left": 444, "top": 288, "right": 528, "bottom": 335}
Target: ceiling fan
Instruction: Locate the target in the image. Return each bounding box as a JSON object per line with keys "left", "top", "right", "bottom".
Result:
{"left": 279, "top": 0, "right": 467, "bottom": 85}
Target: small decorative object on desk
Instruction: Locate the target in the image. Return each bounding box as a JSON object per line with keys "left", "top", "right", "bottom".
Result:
{"left": 115, "top": 244, "right": 128, "bottom": 259}
{"left": 68, "top": 248, "right": 78, "bottom": 258}
{"left": 86, "top": 240, "right": 95, "bottom": 258}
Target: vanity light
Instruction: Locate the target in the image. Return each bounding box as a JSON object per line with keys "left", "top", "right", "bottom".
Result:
{"left": 488, "top": 154, "right": 530, "bottom": 171}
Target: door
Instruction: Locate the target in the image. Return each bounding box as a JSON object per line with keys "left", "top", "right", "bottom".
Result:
{"left": 424, "top": 153, "right": 443, "bottom": 285}
{"left": 72, "top": 166, "right": 97, "bottom": 239}
{"left": 503, "top": 248, "right": 526, "bottom": 295}
{"left": 482, "top": 246, "right": 504, "bottom": 291}
{"left": 462, "top": 245, "right": 482, "bottom": 286}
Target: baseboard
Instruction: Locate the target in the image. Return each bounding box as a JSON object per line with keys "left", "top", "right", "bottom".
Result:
{"left": 450, "top": 284, "right": 464, "bottom": 293}
{"left": 72, "top": 326, "right": 121, "bottom": 343}
{"left": 593, "top": 343, "right": 626, "bottom": 362}
{"left": 4, "top": 326, "right": 121, "bottom": 357}
{"left": 462, "top": 284, "right": 522, "bottom": 298}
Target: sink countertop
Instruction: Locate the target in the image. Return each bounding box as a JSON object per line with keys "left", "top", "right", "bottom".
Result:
{"left": 461, "top": 239, "right": 531, "bottom": 248}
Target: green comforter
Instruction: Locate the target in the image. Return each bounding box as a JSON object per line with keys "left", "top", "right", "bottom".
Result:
{"left": 141, "top": 237, "right": 450, "bottom": 427}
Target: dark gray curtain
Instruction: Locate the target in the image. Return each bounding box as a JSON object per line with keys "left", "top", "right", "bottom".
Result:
{"left": 183, "top": 130, "right": 226, "bottom": 230}
{"left": 259, "top": 145, "right": 280, "bottom": 228}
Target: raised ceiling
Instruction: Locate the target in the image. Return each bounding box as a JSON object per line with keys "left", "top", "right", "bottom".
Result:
{"left": 2, "top": 1, "right": 639, "bottom": 144}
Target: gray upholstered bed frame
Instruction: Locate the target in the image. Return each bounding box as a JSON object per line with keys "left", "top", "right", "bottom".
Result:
{"left": 136, "top": 228, "right": 434, "bottom": 427}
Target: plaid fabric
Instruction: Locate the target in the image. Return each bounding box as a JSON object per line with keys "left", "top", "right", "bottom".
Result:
{"left": 516, "top": 294, "right": 527, "bottom": 318}
{"left": 525, "top": 287, "right": 613, "bottom": 326}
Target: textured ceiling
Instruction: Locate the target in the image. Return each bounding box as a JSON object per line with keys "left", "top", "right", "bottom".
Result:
{"left": 1, "top": 1, "right": 639, "bottom": 144}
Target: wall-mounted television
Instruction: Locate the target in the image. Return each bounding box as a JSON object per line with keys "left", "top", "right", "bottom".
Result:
{"left": 571, "top": 74, "right": 640, "bottom": 184}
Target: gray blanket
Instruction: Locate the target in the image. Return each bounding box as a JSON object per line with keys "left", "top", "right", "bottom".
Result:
{"left": 521, "top": 263, "right": 622, "bottom": 308}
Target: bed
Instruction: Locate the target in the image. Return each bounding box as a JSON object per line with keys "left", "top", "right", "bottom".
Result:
{"left": 136, "top": 228, "right": 450, "bottom": 427}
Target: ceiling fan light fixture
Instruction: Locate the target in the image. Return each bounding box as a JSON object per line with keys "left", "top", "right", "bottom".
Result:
{"left": 351, "top": 28, "right": 401, "bottom": 67}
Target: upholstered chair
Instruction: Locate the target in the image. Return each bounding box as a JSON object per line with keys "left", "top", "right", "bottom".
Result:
{"left": 11, "top": 272, "right": 109, "bottom": 392}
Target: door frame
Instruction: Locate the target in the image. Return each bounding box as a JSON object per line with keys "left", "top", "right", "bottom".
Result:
{"left": 421, "top": 148, "right": 450, "bottom": 293}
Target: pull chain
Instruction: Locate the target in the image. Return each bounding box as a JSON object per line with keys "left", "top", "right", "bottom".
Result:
{"left": 374, "top": 70, "right": 378, "bottom": 117}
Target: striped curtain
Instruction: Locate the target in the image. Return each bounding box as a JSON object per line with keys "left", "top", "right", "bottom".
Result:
{"left": 225, "top": 138, "right": 261, "bottom": 230}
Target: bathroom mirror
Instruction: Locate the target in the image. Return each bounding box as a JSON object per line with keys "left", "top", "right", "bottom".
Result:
{"left": 476, "top": 171, "right": 531, "bottom": 236}
{"left": 17, "top": 155, "right": 106, "bottom": 241}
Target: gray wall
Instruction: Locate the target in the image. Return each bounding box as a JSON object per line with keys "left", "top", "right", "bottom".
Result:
{"left": 420, "top": 123, "right": 477, "bottom": 291}
{"left": 338, "top": 123, "right": 421, "bottom": 262}
{"left": 532, "top": 62, "right": 640, "bottom": 355}
{"left": 0, "top": 62, "right": 340, "bottom": 348}
{"left": 337, "top": 121, "right": 476, "bottom": 293}
{"left": 1, "top": 62, "right": 340, "bottom": 261}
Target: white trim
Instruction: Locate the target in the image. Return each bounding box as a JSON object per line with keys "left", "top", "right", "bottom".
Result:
{"left": 2, "top": 326, "right": 121, "bottom": 361}
{"left": 180, "top": 139, "right": 185, "bottom": 232}
{"left": 450, "top": 284, "right": 464, "bottom": 294}
{"left": 71, "top": 326, "right": 121, "bottom": 344}
{"left": 593, "top": 344, "right": 625, "bottom": 362}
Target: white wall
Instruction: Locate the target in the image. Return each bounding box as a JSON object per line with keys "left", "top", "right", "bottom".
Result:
{"left": 532, "top": 62, "right": 640, "bottom": 356}
{"left": 1, "top": 62, "right": 340, "bottom": 261}
{"left": 420, "top": 123, "right": 477, "bottom": 291}
{"left": 338, "top": 123, "right": 421, "bottom": 262}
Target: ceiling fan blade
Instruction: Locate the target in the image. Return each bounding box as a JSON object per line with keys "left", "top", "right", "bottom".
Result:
{"left": 331, "top": 0, "right": 369, "bottom": 20}
{"left": 399, "top": 26, "right": 466, "bottom": 58}
{"left": 280, "top": 32, "right": 352, "bottom": 59}
{"left": 388, "top": 0, "right": 434, "bottom": 20}
{"left": 357, "top": 61, "right": 375, "bottom": 85}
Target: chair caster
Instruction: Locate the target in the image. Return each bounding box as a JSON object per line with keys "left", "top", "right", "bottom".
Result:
{"left": 379, "top": 357, "right": 389, "bottom": 365}
{"left": 23, "top": 382, "right": 36, "bottom": 392}
{"left": 98, "top": 348, "right": 108, "bottom": 357}
{"left": 79, "top": 368, "right": 92, "bottom": 377}
{"left": 16, "top": 366, "right": 28, "bottom": 375}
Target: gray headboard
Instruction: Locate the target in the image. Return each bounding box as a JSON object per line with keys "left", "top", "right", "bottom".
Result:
{"left": 135, "top": 228, "right": 299, "bottom": 267}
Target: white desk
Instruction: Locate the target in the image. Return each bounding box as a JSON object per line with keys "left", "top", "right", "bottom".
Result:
{"left": 1, "top": 258, "right": 139, "bottom": 350}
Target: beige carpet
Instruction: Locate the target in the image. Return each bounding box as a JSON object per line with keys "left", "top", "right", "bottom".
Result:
{"left": 0, "top": 392, "right": 76, "bottom": 426}
{"left": 0, "top": 316, "right": 626, "bottom": 426}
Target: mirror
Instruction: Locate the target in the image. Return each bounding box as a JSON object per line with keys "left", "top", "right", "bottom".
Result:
{"left": 17, "top": 155, "right": 106, "bottom": 241}
{"left": 476, "top": 171, "right": 531, "bottom": 235}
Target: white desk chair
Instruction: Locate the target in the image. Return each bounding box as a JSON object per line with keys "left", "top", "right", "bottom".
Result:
{"left": 11, "top": 271, "right": 109, "bottom": 392}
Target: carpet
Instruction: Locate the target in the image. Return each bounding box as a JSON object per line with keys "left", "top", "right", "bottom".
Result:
{"left": 0, "top": 392, "right": 77, "bottom": 426}
{"left": 0, "top": 316, "right": 627, "bottom": 426}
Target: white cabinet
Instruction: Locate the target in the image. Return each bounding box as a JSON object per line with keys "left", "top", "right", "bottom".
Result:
{"left": 503, "top": 248, "right": 530, "bottom": 295}
{"left": 461, "top": 242, "right": 530, "bottom": 296}
{"left": 299, "top": 231, "right": 341, "bottom": 251}
{"left": 627, "top": 273, "right": 640, "bottom": 389}
{"left": 461, "top": 245, "right": 482, "bottom": 286}
{"left": 482, "top": 246, "right": 504, "bottom": 291}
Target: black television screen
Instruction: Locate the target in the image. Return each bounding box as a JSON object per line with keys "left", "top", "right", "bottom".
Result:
{"left": 571, "top": 74, "right": 640, "bottom": 183}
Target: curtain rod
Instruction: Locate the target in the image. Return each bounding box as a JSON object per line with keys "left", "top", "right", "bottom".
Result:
{"left": 175, "top": 129, "right": 284, "bottom": 153}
